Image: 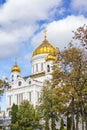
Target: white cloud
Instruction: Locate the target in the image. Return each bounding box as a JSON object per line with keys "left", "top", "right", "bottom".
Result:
{"left": 0, "top": 0, "right": 62, "bottom": 58}
{"left": 71, "top": 0, "right": 87, "bottom": 13}
{"left": 31, "top": 15, "right": 87, "bottom": 50}
{"left": 0, "top": 0, "right": 61, "bottom": 24}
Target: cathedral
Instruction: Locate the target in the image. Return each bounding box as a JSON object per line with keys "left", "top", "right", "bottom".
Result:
{"left": 6, "top": 31, "right": 59, "bottom": 116}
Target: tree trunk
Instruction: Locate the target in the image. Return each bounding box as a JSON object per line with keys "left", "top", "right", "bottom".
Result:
{"left": 76, "top": 104, "right": 80, "bottom": 130}
{"left": 82, "top": 119, "right": 84, "bottom": 130}
{"left": 85, "top": 116, "right": 87, "bottom": 130}
{"left": 81, "top": 102, "right": 85, "bottom": 130}
{"left": 67, "top": 116, "right": 72, "bottom": 130}
{"left": 71, "top": 97, "right": 75, "bottom": 130}
{"left": 76, "top": 112, "right": 79, "bottom": 130}
{"left": 71, "top": 114, "right": 74, "bottom": 130}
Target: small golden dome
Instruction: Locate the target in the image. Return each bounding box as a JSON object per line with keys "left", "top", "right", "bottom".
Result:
{"left": 32, "top": 30, "right": 59, "bottom": 57}
{"left": 11, "top": 58, "right": 21, "bottom": 73}
{"left": 45, "top": 55, "right": 56, "bottom": 61}
{"left": 11, "top": 65, "right": 21, "bottom": 73}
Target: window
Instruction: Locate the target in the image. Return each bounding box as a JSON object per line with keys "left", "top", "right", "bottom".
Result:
{"left": 36, "top": 64, "right": 38, "bottom": 72}
{"left": 16, "top": 93, "right": 23, "bottom": 104}
{"left": 33, "top": 65, "right": 34, "bottom": 73}
{"left": 12, "top": 75, "right": 14, "bottom": 81}
{"left": 18, "top": 81, "right": 22, "bottom": 86}
{"left": 17, "top": 94, "right": 18, "bottom": 104}
{"left": 17, "top": 75, "right": 20, "bottom": 78}
{"left": 47, "top": 65, "right": 50, "bottom": 72}
{"left": 19, "top": 93, "right": 23, "bottom": 103}
{"left": 37, "top": 92, "right": 39, "bottom": 102}
{"left": 29, "top": 80, "right": 31, "bottom": 84}
{"left": 29, "top": 92, "right": 31, "bottom": 102}
{"left": 9, "top": 96, "right": 11, "bottom": 105}
{"left": 12, "top": 79, "right": 14, "bottom": 82}
{"left": 41, "top": 63, "right": 43, "bottom": 71}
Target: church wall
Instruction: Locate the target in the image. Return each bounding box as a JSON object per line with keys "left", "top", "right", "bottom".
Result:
{"left": 6, "top": 79, "right": 42, "bottom": 116}
{"left": 31, "top": 54, "right": 48, "bottom": 74}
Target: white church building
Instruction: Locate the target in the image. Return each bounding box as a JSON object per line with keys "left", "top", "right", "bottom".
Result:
{"left": 6, "top": 31, "right": 59, "bottom": 116}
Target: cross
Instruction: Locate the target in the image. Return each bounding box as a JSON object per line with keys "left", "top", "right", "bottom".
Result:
{"left": 15, "top": 57, "right": 17, "bottom": 65}
{"left": 43, "top": 30, "right": 47, "bottom": 40}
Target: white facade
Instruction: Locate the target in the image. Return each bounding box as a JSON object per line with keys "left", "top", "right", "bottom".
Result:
{"left": 6, "top": 35, "right": 58, "bottom": 117}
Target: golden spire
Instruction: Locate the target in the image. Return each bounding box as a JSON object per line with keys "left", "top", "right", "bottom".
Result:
{"left": 43, "top": 30, "right": 47, "bottom": 40}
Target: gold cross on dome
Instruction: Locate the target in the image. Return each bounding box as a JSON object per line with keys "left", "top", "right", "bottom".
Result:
{"left": 43, "top": 30, "right": 47, "bottom": 40}
{"left": 15, "top": 57, "right": 17, "bottom": 65}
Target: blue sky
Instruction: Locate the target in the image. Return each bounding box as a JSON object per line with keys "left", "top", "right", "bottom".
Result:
{"left": 0, "top": 0, "right": 87, "bottom": 110}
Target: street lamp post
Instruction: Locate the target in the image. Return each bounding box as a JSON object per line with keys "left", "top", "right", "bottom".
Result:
{"left": 2, "top": 114, "right": 5, "bottom": 130}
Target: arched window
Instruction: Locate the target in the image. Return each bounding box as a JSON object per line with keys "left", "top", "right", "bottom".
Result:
{"left": 47, "top": 65, "right": 50, "bottom": 72}
{"left": 28, "top": 92, "right": 31, "bottom": 102}
{"left": 12, "top": 75, "right": 14, "bottom": 81}
{"left": 36, "top": 64, "right": 38, "bottom": 72}
{"left": 18, "top": 81, "right": 22, "bottom": 86}
{"left": 41, "top": 63, "right": 43, "bottom": 71}
{"left": 29, "top": 80, "right": 31, "bottom": 84}
{"left": 33, "top": 65, "right": 34, "bottom": 73}
{"left": 17, "top": 75, "right": 20, "bottom": 78}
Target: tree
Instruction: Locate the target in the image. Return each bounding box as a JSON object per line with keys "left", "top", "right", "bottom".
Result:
{"left": 51, "top": 25, "right": 87, "bottom": 130}
{"left": 39, "top": 81, "right": 57, "bottom": 130}
{"left": 10, "top": 104, "right": 18, "bottom": 130}
{"left": 38, "top": 25, "right": 87, "bottom": 130}
{"left": 10, "top": 100, "right": 42, "bottom": 130}
{"left": 52, "top": 46, "right": 87, "bottom": 129}
{"left": 0, "top": 79, "right": 10, "bottom": 95}
{"left": 60, "top": 118, "right": 64, "bottom": 130}
{"left": 67, "top": 116, "right": 72, "bottom": 130}
{"left": 0, "top": 79, "right": 10, "bottom": 108}
{"left": 72, "top": 24, "right": 87, "bottom": 49}
{"left": 71, "top": 25, "right": 87, "bottom": 130}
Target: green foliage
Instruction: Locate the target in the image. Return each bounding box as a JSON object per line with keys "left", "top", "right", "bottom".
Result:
{"left": 10, "top": 100, "right": 42, "bottom": 130}
{"left": 10, "top": 104, "right": 18, "bottom": 130}
{"left": 38, "top": 80, "right": 57, "bottom": 130}
{"left": 11, "top": 104, "right": 18, "bottom": 123}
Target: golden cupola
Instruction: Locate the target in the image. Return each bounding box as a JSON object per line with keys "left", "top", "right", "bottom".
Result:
{"left": 11, "top": 59, "right": 21, "bottom": 73}
{"left": 32, "top": 30, "right": 59, "bottom": 57}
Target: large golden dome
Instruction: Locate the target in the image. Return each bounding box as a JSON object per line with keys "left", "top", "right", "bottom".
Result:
{"left": 32, "top": 30, "right": 59, "bottom": 57}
